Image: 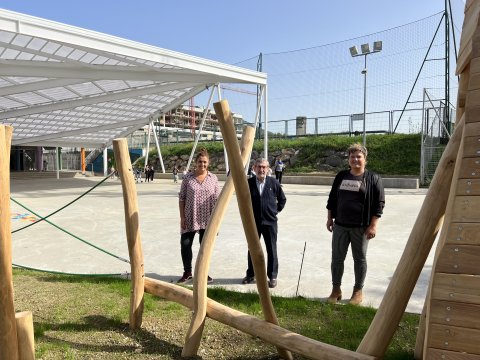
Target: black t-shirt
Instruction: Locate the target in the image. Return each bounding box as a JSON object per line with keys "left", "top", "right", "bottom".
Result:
{"left": 335, "top": 172, "right": 366, "bottom": 227}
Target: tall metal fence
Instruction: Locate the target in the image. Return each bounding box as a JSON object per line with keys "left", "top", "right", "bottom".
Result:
{"left": 265, "top": 108, "right": 425, "bottom": 138}
{"left": 420, "top": 89, "right": 455, "bottom": 185}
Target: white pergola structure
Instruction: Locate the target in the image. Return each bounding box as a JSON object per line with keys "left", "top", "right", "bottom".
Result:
{"left": 0, "top": 8, "right": 267, "bottom": 174}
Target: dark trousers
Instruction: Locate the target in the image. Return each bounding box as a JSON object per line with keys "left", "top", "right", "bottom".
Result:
{"left": 331, "top": 224, "right": 368, "bottom": 289}
{"left": 180, "top": 229, "right": 205, "bottom": 273}
{"left": 246, "top": 223, "right": 278, "bottom": 280}
{"left": 275, "top": 171, "right": 283, "bottom": 184}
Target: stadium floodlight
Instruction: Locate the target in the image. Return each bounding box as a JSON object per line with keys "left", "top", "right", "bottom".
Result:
{"left": 349, "top": 46, "right": 358, "bottom": 57}
{"left": 361, "top": 43, "right": 370, "bottom": 54}
{"left": 373, "top": 41, "right": 382, "bottom": 52}
{"left": 349, "top": 41, "right": 383, "bottom": 147}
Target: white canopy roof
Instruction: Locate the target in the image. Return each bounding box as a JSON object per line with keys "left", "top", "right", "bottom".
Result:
{"left": 0, "top": 8, "right": 267, "bottom": 148}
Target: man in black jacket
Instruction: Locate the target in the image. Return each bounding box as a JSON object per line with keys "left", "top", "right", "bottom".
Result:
{"left": 242, "top": 158, "right": 286, "bottom": 288}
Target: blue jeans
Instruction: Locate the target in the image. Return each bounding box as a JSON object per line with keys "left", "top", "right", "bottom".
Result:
{"left": 331, "top": 224, "right": 368, "bottom": 289}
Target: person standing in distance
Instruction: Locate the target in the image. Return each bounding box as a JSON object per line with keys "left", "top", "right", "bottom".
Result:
{"left": 242, "top": 158, "right": 286, "bottom": 288}
{"left": 274, "top": 159, "right": 286, "bottom": 185}
{"left": 177, "top": 148, "right": 220, "bottom": 283}
{"left": 326, "top": 143, "right": 385, "bottom": 305}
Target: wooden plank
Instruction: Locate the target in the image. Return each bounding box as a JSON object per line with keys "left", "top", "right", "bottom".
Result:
{"left": 457, "top": 66, "right": 470, "bottom": 136}
{"left": 431, "top": 273, "right": 480, "bottom": 304}
{"left": 436, "top": 245, "right": 480, "bottom": 275}
{"left": 456, "top": 179, "right": 480, "bottom": 196}
{"left": 458, "top": 2, "right": 480, "bottom": 74}
{"left": 427, "top": 348, "right": 480, "bottom": 359}
{"left": 466, "top": 0, "right": 478, "bottom": 13}
{"left": 458, "top": 41, "right": 473, "bottom": 76}
{"left": 465, "top": 122, "right": 480, "bottom": 135}
{"left": 451, "top": 196, "right": 480, "bottom": 222}
{"left": 428, "top": 324, "right": 480, "bottom": 354}
{"left": 459, "top": 157, "right": 480, "bottom": 179}
{"left": 446, "top": 222, "right": 480, "bottom": 245}
{"left": 462, "top": 136, "right": 480, "bottom": 155}
{"left": 464, "top": 105, "right": 480, "bottom": 123}
{"left": 463, "top": 135, "right": 480, "bottom": 158}
{"left": 455, "top": 21, "right": 478, "bottom": 75}
{"left": 430, "top": 299, "right": 480, "bottom": 330}
{"left": 465, "top": 88, "right": 480, "bottom": 113}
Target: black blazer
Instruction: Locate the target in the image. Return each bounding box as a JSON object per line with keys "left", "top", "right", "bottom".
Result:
{"left": 248, "top": 176, "right": 286, "bottom": 226}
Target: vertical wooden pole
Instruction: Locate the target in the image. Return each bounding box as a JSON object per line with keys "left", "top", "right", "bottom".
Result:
{"left": 357, "top": 115, "right": 464, "bottom": 358}
{"left": 0, "top": 125, "right": 19, "bottom": 360}
{"left": 113, "top": 138, "right": 144, "bottom": 330}
{"left": 214, "top": 100, "right": 292, "bottom": 360}
{"left": 15, "top": 311, "right": 35, "bottom": 360}
{"left": 182, "top": 126, "right": 255, "bottom": 357}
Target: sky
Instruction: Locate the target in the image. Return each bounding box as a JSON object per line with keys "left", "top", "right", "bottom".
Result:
{"left": 0, "top": 0, "right": 466, "bottom": 65}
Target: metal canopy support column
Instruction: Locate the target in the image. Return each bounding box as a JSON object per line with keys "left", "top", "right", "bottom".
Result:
{"left": 186, "top": 85, "right": 217, "bottom": 171}
{"left": 144, "top": 123, "right": 151, "bottom": 168}
{"left": 151, "top": 120, "right": 165, "bottom": 173}
{"left": 248, "top": 85, "right": 265, "bottom": 168}
{"left": 55, "top": 147, "right": 60, "bottom": 179}
{"left": 103, "top": 147, "right": 108, "bottom": 176}
{"left": 263, "top": 84, "right": 268, "bottom": 161}
{"left": 216, "top": 84, "right": 229, "bottom": 174}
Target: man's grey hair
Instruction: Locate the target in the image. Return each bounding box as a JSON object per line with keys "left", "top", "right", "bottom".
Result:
{"left": 254, "top": 158, "right": 270, "bottom": 167}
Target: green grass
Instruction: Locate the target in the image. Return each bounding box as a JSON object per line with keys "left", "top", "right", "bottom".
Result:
{"left": 13, "top": 269, "right": 419, "bottom": 359}
{"left": 140, "top": 133, "right": 421, "bottom": 176}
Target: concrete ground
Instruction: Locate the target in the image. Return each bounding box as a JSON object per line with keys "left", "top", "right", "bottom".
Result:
{"left": 10, "top": 175, "right": 433, "bottom": 314}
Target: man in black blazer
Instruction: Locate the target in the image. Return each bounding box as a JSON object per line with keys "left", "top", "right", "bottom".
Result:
{"left": 242, "top": 158, "right": 287, "bottom": 288}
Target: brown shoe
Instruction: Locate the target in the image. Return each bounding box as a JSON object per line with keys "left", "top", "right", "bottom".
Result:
{"left": 349, "top": 288, "right": 363, "bottom": 305}
{"left": 327, "top": 286, "right": 342, "bottom": 304}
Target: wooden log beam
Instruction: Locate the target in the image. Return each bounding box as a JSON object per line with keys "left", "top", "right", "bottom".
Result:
{"left": 144, "top": 277, "right": 375, "bottom": 360}
{"left": 0, "top": 125, "right": 19, "bottom": 360}
{"left": 15, "top": 311, "right": 35, "bottom": 360}
{"left": 182, "top": 126, "right": 255, "bottom": 357}
{"left": 357, "top": 115, "right": 465, "bottom": 358}
{"left": 113, "top": 138, "right": 144, "bottom": 330}
{"left": 213, "top": 100, "right": 292, "bottom": 360}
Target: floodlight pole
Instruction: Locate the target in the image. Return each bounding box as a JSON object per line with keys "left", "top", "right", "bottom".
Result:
{"left": 350, "top": 41, "right": 382, "bottom": 148}
{"left": 362, "top": 55, "right": 367, "bottom": 147}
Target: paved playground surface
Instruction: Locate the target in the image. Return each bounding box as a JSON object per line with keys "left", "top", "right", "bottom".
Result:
{"left": 10, "top": 175, "right": 432, "bottom": 313}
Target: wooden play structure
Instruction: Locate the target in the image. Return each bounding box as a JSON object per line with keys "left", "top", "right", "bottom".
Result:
{"left": 1, "top": 2, "right": 480, "bottom": 358}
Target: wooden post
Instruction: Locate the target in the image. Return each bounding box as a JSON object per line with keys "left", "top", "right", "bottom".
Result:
{"left": 0, "top": 125, "right": 19, "bottom": 360}
{"left": 182, "top": 126, "right": 255, "bottom": 357}
{"left": 356, "top": 115, "right": 465, "bottom": 358}
{"left": 214, "top": 100, "right": 292, "bottom": 360}
{"left": 16, "top": 311, "right": 35, "bottom": 360}
{"left": 145, "top": 277, "right": 374, "bottom": 360}
{"left": 113, "top": 138, "right": 144, "bottom": 330}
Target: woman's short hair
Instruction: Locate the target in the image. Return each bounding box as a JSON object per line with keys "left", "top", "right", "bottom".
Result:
{"left": 347, "top": 143, "right": 368, "bottom": 158}
{"left": 196, "top": 148, "right": 209, "bottom": 161}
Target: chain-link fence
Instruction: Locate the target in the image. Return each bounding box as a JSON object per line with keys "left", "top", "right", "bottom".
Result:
{"left": 420, "top": 89, "right": 455, "bottom": 185}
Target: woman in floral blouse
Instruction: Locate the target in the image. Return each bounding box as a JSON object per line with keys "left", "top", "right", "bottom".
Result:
{"left": 177, "top": 148, "right": 220, "bottom": 283}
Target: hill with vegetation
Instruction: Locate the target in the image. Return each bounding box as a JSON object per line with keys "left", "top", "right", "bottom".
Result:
{"left": 141, "top": 134, "right": 421, "bottom": 176}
